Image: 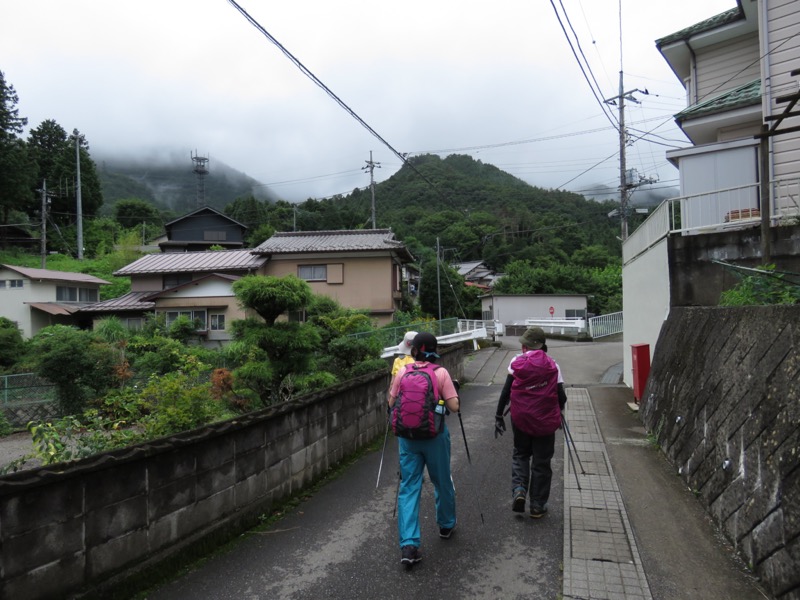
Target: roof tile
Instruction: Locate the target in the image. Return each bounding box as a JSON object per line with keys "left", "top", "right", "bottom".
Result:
{"left": 114, "top": 249, "right": 267, "bottom": 276}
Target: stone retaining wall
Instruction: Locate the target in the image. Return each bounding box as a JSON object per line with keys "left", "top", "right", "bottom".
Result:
{"left": 640, "top": 306, "right": 799, "bottom": 600}
{"left": 0, "top": 345, "right": 464, "bottom": 600}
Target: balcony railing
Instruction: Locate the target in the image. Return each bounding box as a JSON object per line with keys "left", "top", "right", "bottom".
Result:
{"left": 623, "top": 178, "right": 800, "bottom": 264}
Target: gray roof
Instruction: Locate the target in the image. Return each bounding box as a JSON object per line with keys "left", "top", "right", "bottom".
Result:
{"left": 78, "top": 291, "right": 155, "bottom": 313}
{"left": 2, "top": 264, "right": 110, "bottom": 285}
{"left": 164, "top": 206, "right": 248, "bottom": 229}
{"left": 656, "top": 6, "right": 743, "bottom": 48}
{"left": 252, "top": 229, "right": 413, "bottom": 260}
{"left": 114, "top": 249, "right": 267, "bottom": 276}
{"left": 675, "top": 79, "right": 760, "bottom": 121}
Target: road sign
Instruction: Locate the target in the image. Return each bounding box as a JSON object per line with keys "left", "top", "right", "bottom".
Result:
{"left": 549, "top": 306, "right": 554, "bottom": 316}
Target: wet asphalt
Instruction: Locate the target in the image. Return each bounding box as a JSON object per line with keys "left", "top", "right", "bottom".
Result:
{"left": 143, "top": 340, "right": 596, "bottom": 600}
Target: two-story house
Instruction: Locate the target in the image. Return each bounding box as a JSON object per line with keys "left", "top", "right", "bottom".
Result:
{"left": 622, "top": 0, "right": 800, "bottom": 386}
{"left": 0, "top": 265, "right": 110, "bottom": 338}
{"left": 251, "top": 229, "right": 414, "bottom": 325}
{"left": 81, "top": 249, "right": 267, "bottom": 343}
{"left": 159, "top": 207, "right": 248, "bottom": 252}
{"left": 84, "top": 229, "right": 414, "bottom": 342}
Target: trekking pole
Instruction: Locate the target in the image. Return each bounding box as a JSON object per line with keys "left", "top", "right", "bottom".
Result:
{"left": 561, "top": 414, "right": 586, "bottom": 475}
{"left": 392, "top": 469, "right": 401, "bottom": 518}
{"left": 456, "top": 409, "right": 485, "bottom": 525}
{"left": 376, "top": 415, "right": 391, "bottom": 489}
{"left": 563, "top": 424, "right": 582, "bottom": 491}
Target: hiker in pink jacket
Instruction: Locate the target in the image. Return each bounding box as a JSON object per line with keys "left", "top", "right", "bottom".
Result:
{"left": 494, "top": 327, "right": 567, "bottom": 518}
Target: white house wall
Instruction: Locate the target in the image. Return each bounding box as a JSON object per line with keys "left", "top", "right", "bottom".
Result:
{"left": 622, "top": 238, "right": 670, "bottom": 389}
{"left": 0, "top": 270, "right": 61, "bottom": 338}
{"left": 695, "top": 33, "right": 760, "bottom": 102}
{"left": 765, "top": 0, "right": 800, "bottom": 181}
{"left": 482, "top": 295, "right": 588, "bottom": 325}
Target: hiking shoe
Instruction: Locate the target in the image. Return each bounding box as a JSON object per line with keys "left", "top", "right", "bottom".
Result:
{"left": 512, "top": 488, "right": 526, "bottom": 513}
{"left": 400, "top": 545, "right": 422, "bottom": 567}
{"left": 439, "top": 523, "right": 456, "bottom": 539}
{"left": 530, "top": 504, "right": 548, "bottom": 519}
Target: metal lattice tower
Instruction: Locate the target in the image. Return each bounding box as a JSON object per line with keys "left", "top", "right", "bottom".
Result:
{"left": 191, "top": 151, "right": 209, "bottom": 209}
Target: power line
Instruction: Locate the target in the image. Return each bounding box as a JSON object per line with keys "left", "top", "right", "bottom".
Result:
{"left": 548, "top": 0, "right": 618, "bottom": 130}
{"left": 225, "top": 0, "right": 451, "bottom": 206}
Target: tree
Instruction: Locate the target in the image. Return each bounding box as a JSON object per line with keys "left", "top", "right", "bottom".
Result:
{"left": 0, "top": 317, "right": 24, "bottom": 369}
{"left": 30, "top": 325, "right": 118, "bottom": 415}
{"left": 113, "top": 198, "right": 161, "bottom": 229}
{"left": 232, "top": 274, "right": 313, "bottom": 326}
{"left": 0, "top": 71, "right": 35, "bottom": 227}
{"left": 27, "top": 121, "right": 104, "bottom": 228}
{"left": 230, "top": 275, "right": 325, "bottom": 404}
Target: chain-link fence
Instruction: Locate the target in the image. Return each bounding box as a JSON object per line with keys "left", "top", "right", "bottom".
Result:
{"left": 0, "top": 373, "right": 59, "bottom": 428}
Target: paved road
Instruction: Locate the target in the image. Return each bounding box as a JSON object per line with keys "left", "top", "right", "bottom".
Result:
{"left": 145, "top": 338, "right": 767, "bottom": 600}
{"left": 146, "top": 344, "right": 576, "bottom": 599}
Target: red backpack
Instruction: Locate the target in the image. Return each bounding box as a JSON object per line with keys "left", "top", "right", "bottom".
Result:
{"left": 392, "top": 363, "right": 443, "bottom": 439}
{"left": 509, "top": 350, "right": 561, "bottom": 436}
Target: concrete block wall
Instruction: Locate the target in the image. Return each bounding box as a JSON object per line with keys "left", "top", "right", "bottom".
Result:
{"left": 0, "top": 344, "right": 464, "bottom": 600}
{"left": 640, "top": 306, "right": 800, "bottom": 600}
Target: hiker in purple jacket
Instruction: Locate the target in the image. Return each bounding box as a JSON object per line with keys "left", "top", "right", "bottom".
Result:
{"left": 494, "top": 327, "right": 567, "bottom": 518}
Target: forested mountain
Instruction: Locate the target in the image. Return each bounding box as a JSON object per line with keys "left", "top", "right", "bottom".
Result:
{"left": 95, "top": 156, "right": 275, "bottom": 217}
{"left": 294, "top": 154, "right": 625, "bottom": 272}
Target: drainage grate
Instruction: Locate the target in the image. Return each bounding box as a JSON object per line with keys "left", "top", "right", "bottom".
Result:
{"left": 570, "top": 507, "right": 634, "bottom": 563}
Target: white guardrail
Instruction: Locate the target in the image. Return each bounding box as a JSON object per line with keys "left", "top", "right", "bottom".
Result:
{"left": 381, "top": 326, "right": 488, "bottom": 358}
{"left": 524, "top": 318, "right": 586, "bottom": 335}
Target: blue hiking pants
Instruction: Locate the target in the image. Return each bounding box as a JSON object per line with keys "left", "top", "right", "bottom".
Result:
{"left": 397, "top": 425, "right": 457, "bottom": 548}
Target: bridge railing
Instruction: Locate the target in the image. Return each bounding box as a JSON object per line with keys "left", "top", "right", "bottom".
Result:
{"left": 588, "top": 312, "right": 623, "bottom": 339}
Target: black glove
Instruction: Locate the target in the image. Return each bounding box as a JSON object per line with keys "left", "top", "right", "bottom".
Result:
{"left": 494, "top": 415, "right": 506, "bottom": 438}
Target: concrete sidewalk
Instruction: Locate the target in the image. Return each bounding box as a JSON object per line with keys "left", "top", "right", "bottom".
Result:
{"left": 471, "top": 337, "right": 768, "bottom": 600}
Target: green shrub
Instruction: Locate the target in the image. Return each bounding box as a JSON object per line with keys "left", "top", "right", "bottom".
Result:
{"left": 0, "top": 411, "right": 12, "bottom": 436}
{"left": 719, "top": 264, "right": 800, "bottom": 306}
{"left": 139, "top": 372, "right": 234, "bottom": 438}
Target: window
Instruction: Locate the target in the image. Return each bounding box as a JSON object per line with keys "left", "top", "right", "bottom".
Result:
{"left": 56, "top": 286, "right": 78, "bottom": 301}
{"left": 80, "top": 288, "right": 98, "bottom": 302}
{"left": 204, "top": 231, "right": 227, "bottom": 241}
{"left": 210, "top": 314, "right": 226, "bottom": 331}
{"left": 298, "top": 265, "right": 327, "bottom": 281}
{"left": 56, "top": 286, "right": 98, "bottom": 302}
{"left": 125, "top": 318, "right": 143, "bottom": 330}
{"left": 165, "top": 309, "right": 207, "bottom": 330}
{"left": 163, "top": 274, "right": 193, "bottom": 289}
{"left": 10, "top": 280, "right": 23, "bottom": 288}
{"left": 0, "top": 281, "right": 5, "bottom": 289}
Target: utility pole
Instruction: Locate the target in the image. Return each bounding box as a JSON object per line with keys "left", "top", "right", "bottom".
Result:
{"left": 436, "top": 237, "right": 442, "bottom": 321}
{"left": 74, "top": 129, "right": 83, "bottom": 259}
{"left": 40, "top": 180, "right": 48, "bottom": 269}
{"left": 362, "top": 151, "right": 381, "bottom": 229}
{"left": 604, "top": 72, "right": 650, "bottom": 240}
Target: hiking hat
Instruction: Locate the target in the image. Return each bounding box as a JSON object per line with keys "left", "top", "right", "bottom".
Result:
{"left": 412, "top": 332, "right": 440, "bottom": 359}
{"left": 519, "top": 327, "right": 546, "bottom": 349}
{"left": 400, "top": 330, "right": 418, "bottom": 355}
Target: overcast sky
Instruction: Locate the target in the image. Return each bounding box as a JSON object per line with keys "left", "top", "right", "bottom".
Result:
{"left": 1, "top": 0, "right": 736, "bottom": 202}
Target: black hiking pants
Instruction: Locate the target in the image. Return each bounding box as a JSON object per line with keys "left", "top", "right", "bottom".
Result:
{"left": 511, "top": 424, "right": 556, "bottom": 508}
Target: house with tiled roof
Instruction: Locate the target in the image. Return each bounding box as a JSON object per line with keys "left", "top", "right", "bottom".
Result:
{"left": 0, "top": 264, "right": 110, "bottom": 338}
{"left": 87, "top": 229, "right": 414, "bottom": 338}
{"left": 453, "top": 260, "right": 501, "bottom": 288}
{"left": 623, "top": 1, "right": 800, "bottom": 384}
{"left": 252, "top": 229, "right": 414, "bottom": 325}
{"left": 81, "top": 249, "right": 268, "bottom": 340}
